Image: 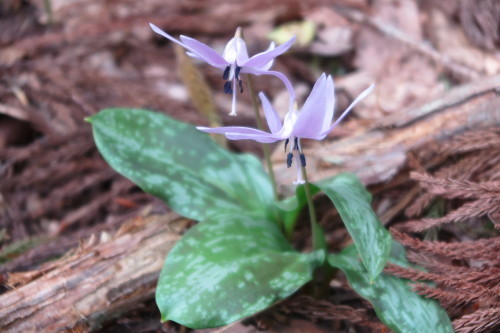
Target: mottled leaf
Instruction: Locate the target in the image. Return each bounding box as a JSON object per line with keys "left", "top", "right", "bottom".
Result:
{"left": 328, "top": 243, "right": 454, "bottom": 333}
{"left": 89, "top": 108, "right": 274, "bottom": 220}
{"left": 315, "top": 173, "right": 391, "bottom": 281}
{"left": 157, "top": 213, "right": 323, "bottom": 328}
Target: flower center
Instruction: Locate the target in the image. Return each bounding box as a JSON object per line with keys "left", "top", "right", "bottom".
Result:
{"left": 222, "top": 65, "right": 243, "bottom": 94}
{"left": 284, "top": 137, "right": 306, "bottom": 168}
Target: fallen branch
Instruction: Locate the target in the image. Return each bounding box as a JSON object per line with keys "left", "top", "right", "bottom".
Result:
{"left": 0, "top": 214, "right": 184, "bottom": 332}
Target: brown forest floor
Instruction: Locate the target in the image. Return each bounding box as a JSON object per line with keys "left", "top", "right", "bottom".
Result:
{"left": 1, "top": 0, "right": 499, "bottom": 332}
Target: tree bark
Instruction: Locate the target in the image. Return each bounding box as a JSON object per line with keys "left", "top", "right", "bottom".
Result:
{"left": 0, "top": 214, "right": 185, "bottom": 332}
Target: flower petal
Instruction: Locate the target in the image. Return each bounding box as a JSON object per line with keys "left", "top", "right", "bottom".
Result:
{"left": 260, "top": 42, "right": 276, "bottom": 71}
{"left": 179, "top": 35, "right": 228, "bottom": 68}
{"left": 235, "top": 38, "right": 250, "bottom": 66}
{"left": 292, "top": 74, "right": 330, "bottom": 139}
{"left": 322, "top": 75, "right": 335, "bottom": 133}
{"left": 319, "top": 83, "right": 375, "bottom": 138}
{"left": 245, "top": 69, "right": 296, "bottom": 107}
{"left": 150, "top": 23, "right": 187, "bottom": 47}
{"left": 259, "top": 92, "right": 282, "bottom": 134}
{"left": 196, "top": 126, "right": 280, "bottom": 143}
{"left": 222, "top": 38, "right": 249, "bottom": 66}
{"left": 243, "top": 36, "right": 296, "bottom": 69}
{"left": 225, "top": 132, "right": 280, "bottom": 143}
{"left": 197, "top": 126, "right": 267, "bottom": 135}
{"left": 150, "top": 23, "right": 228, "bottom": 68}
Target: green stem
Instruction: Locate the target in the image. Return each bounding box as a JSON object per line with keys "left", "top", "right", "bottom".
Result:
{"left": 246, "top": 74, "right": 279, "bottom": 200}
{"left": 300, "top": 165, "right": 324, "bottom": 252}
{"left": 301, "top": 165, "right": 331, "bottom": 298}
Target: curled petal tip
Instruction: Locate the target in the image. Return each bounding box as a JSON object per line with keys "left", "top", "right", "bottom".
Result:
{"left": 149, "top": 22, "right": 163, "bottom": 34}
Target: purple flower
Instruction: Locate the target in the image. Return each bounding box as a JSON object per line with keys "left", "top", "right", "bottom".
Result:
{"left": 197, "top": 74, "right": 374, "bottom": 184}
{"left": 149, "top": 23, "right": 296, "bottom": 116}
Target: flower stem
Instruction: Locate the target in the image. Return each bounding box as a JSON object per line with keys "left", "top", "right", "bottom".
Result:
{"left": 301, "top": 165, "right": 331, "bottom": 298}
{"left": 300, "top": 165, "right": 325, "bottom": 252}
{"left": 246, "top": 74, "right": 279, "bottom": 200}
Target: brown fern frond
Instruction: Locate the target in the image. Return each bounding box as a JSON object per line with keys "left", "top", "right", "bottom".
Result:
{"left": 281, "top": 296, "right": 385, "bottom": 330}
{"left": 406, "top": 251, "right": 500, "bottom": 288}
{"left": 440, "top": 127, "right": 500, "bottom": 155}
{"left": 405, "top": 191, "right": 435, "bottom": 217}
{"left": 385, "top": 264, "right": 500, "bottom": 304}
{"left": 412, "top": 283, "right": 481, "bottom": 310}
{"left": 402, "top": 198, "right": 500, "bottom": 232}
{"left": 392, "top": 230, "right": 500, "bottom": 262}
{"left": 436, "top": 149, "right": 500, "bottom": 181}
{"left": 410, "top": 172, "right": 500, "bottom": 200}
{"left": 453, "top": 307, "right": 500, "bottom": 333}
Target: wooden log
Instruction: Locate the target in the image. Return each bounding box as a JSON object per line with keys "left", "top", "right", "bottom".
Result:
{"left": 0, "top": 214, "right": 185, "bottom": 332}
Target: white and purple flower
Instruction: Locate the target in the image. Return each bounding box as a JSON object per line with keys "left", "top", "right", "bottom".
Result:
{"left": 197, "top": 74, "right": 374, "bottom": 184}
{"left": 149, "top": 23, "right": 296, "bottom": 116}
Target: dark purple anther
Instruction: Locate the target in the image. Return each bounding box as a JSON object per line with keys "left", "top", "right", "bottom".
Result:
{"left": 287, "top": 153, "right": 293, "bottom": 168}
{"left": 224, "top": 81, "right": 232, "bottom": 94}
{"left": 300, "top": 153, "right": 306, "bottom": 167}
{"left": 223, "top": 66, "right": 230, "bottom": 80}
{"left": 235, "top": 66, "right": 242, "bottom": 80}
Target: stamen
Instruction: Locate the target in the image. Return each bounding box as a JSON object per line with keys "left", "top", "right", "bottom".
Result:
{"left": 293, "top": 137, "right": 299, "bottom": 150}
{"left": 286, "top": 153, "right": 293, "bottom": 168}
{"left": 235, "top": 66, "right": 242, "bottom": 80}
{"left": 300, "top": 153, "right": 306, "bottom": 167}
{"left": 222, "top": 66, "right": 230, "bottom": 80}
{"left": 238, "top": 80, "right": 243, "bottom": 93}
{"left": 284, "top": 138, "right": 289, "bottom": 152}
{"left": 224, "top": 81, "right": 232, "bottom": 94}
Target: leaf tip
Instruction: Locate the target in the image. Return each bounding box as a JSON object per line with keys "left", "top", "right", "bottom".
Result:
{"left": 84, "top": 116, "right": 93, "bottom": 123}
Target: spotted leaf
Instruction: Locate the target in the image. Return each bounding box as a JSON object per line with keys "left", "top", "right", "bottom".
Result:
{"left": 156, "top": 212, "right": 323, "bottom": 328}
{"left": 315, "top": 173, "right": 391, "bottom": 281}
{"left": 328, "top": 243, "right": 454, "bottom": 333}
{"left": 89, "top": 108, "right": 275, "bottom": 220}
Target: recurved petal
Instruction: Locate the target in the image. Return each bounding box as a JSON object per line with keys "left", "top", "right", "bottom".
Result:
{"left": 196, "top": 126, "right": 280, "bottom": 143}
{"left": 179, "top": 35, "right": 228, "bottom": 68}
{"left": 244, "top": 69, "right": 296, "bottom": 107}
{"left": 319, "top": 83, "right": 375, "bottom": 138}
{"left": 150, "top": 23, "right": 186, "bottom": 47}
{"left": 225, "top": 132, "right": 281, "bottom": 143}
{"left": 258, "top": 92, "right": 282, "bottom": 134}
{"left": 185, "top": 51, "right": 203, "bottom": 60}
{"left": 196, "top": 125, "right": 271, "bottom": 136}
{"left": 243, "top": 36, "right": 296, "bottom": 69}
{"left": 292, "top": 73, "right": 331, "bottom": 140}
{"left": 260, "top": 42, "right": 276, "bottom": 71}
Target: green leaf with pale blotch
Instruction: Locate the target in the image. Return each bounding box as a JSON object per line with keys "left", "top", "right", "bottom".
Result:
{"left": 89, "top": 109, "right": 274, "bottom": 221}
{"left": 157, "top": 213, "right": 323, "bottom": 328}
{"left": 315, "top": 173, "right": 391, "bottom": 281}
{"left": 328, "top": 243, "right": 453, "bottom": 333}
